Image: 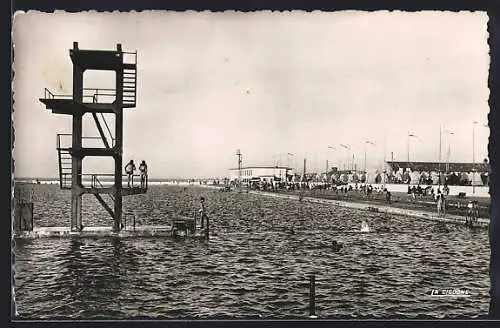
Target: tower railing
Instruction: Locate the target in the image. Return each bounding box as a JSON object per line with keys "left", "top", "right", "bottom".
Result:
{"left": 57, "top": 133, "right": 115, "bottom": 149}
{"left": 44, "top": 88, "right": 95, "bottom": 102}
{"left": 84, "top": 87, "right": 116, "bottom": 104}
{"left": 43, "top": 88, "right": 73, "bottom": 100}
{"left": 44, "top": 87, "right": 123, "bottom": 105}
{"left": 60, "top": 173, "right": 144, "bottom": 190}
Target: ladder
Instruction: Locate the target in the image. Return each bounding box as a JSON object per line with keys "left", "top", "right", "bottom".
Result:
{"left": 58, "top": 148, "right": 72, "bottom": 189}
{"left": 123, "top": 63, "right": 136, "bottom": 108}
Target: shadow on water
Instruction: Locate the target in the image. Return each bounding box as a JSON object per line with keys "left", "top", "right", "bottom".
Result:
{"left": 16, "top": 238, "right": 141, "bottom": 319}
{"left": 62, "top": 238, "right": 142, "bottom": 319}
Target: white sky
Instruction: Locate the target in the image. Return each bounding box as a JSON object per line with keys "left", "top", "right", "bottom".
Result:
{"left": 13, "top": 10, "right": 490, "bottom": 179}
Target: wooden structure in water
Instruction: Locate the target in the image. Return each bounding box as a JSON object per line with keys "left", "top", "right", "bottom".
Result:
{"left": 14, "top": 203, "right": 34, "bottom": 233}
{"left": 15, "top": 208, "right": 210, "bottom": 239}
{"left": 15, "top": 222, "right": 207, "bottom": 239}
{"left": 13, "top": 185, "right": 34, "bottom": 233}
{"left": 39, "top": 42, "right": 146, "bottom": 232}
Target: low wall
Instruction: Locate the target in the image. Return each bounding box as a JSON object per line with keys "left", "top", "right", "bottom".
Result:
{"left": 346, "top": 183, "right": 489, "bottom": 198}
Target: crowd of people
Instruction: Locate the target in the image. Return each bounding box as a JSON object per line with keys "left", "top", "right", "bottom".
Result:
{"left": 220, "top": 168, "right": 488, "bottom": 188}
{"left": 388, "top": 169, "right": 489, "bottom": 186}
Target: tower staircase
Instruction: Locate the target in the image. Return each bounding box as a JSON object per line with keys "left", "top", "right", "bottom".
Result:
{"left": 123, "top": 56, "right": 137, "bottom": 108}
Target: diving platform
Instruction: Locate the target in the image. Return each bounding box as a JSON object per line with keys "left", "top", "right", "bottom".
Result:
{"left": 79, "top": 186, "right": 147, "bottom": 196}
{"left": 39, "top": 88, "right": 136, "bottom": 115}
{"left": 39, "top": 42, "right": 142, "bottom": 233}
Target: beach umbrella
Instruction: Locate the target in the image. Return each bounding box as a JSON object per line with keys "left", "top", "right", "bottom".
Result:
{"left": 460, "top": 172, "right": 470, "bottom": 185}
{"left": 402, "top": 171, "right": 411, "bottom": 184}
{"left": 419, "top": 172, "right": 428, "bottom": 184}
{"left": 470, "top": 172, "right": 483, "bottom": 186}
{"left": 366, "top": 171, "right": 376, "bottom": 184}
{"left": 380, "top": 172, "right": 389, "bottom": 185}
{"left": 409, "top": 171, "right": 421, "bottom": 184}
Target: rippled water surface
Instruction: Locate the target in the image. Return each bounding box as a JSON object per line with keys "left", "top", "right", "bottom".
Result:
{"left": 13, "top": 184, "right": 490, "bottom": 319}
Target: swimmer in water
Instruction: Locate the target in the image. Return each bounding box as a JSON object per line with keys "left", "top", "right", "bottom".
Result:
{"left": 331, "top": 240, "right": 343, "bottom": 252}
{"left": 361, "top": 220, "right": 370, "bottom": 232}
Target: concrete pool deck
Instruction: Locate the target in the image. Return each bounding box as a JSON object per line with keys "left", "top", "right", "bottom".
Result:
{"left": 248, "top": 190, "right": 490, "bottom": 228}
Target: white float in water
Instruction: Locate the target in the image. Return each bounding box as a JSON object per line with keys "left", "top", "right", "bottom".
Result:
{"left": 360, "top": 221, "right": 370, "bottom": 233}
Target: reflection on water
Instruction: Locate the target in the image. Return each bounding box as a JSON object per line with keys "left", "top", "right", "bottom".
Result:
{"left": 13, "top": 184, "right": 490, "bottom": 319}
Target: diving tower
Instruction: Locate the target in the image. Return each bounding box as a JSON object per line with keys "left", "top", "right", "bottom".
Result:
{"left": 39, "top": 42, "right": 146, "bottom": 233}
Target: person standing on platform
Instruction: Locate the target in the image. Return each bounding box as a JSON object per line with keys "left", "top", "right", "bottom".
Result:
{"left": 139, "top": 160, "right": 148, "bottom": 188}
{"left": 125, "top": 160, "right": 136, "bottom": 188}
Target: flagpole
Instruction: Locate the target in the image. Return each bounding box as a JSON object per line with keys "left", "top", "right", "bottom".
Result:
{"left": 364, "top": 142, "right": 367, "bottom": 173}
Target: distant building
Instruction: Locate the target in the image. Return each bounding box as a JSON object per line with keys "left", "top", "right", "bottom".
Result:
{"left": 228, "top": 166, "right": 292, "bottom": 183}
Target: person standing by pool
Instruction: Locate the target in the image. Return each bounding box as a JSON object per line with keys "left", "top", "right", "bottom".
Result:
{"left": 385, "top": 189, "right": 392, "bottom": 204}
{"left": 125, "top": 160, "right": 136, "bottom": 187}
{"left": 199, "top": 196, "right": 207, "bottom": 228}
{"left": 437, "top": 190, "right": 442, "bottom": 216}
{"left": 442, "top": 193, "right": 447, "bottom": 216}
{"left": 437, "top": 190, "right": 446, "bottom": 217}
{"left": 139, "top": 160, "right": 148, "bottom": 188}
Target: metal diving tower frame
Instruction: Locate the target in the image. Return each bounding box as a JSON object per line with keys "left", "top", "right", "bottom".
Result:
{"left": 39, "top": 42, "right": 147, "bottom": 233}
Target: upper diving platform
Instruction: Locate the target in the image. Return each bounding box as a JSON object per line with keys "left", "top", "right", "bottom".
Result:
{"left": 39, "top": 42, "right": 137, "bottom": 114}
{"left": 69, "top": 42, "right": 136, "bottom": 71}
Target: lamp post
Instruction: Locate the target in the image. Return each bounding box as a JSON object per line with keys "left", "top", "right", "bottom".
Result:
{"left": 328, "top": 146, "right": 337, "bottom": 170}
{"left": 438, "top": 126, "right": 442, "bottom": 189}
{"left": 364, "top": 140, "right": 375, "bottom": 174}
{"left": 236, "top": 149, "right": 242, "bottom": 184}
{"left": 287, "top": 152, "right": 294, "bottom": 171}
{"left": 327, "top": 146, "right": 337, "bottom": 184}
{"left": 472, "top": 121, "right": 489, "bottom": 194}
{"left": 407, "top": 132, "right": 420, "bottom": 169}
{"left": 340, "top": 144, "right": 350, "bottom": 171}
{"left": 444, "top": 130, "right": 454, "bottom": 175}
